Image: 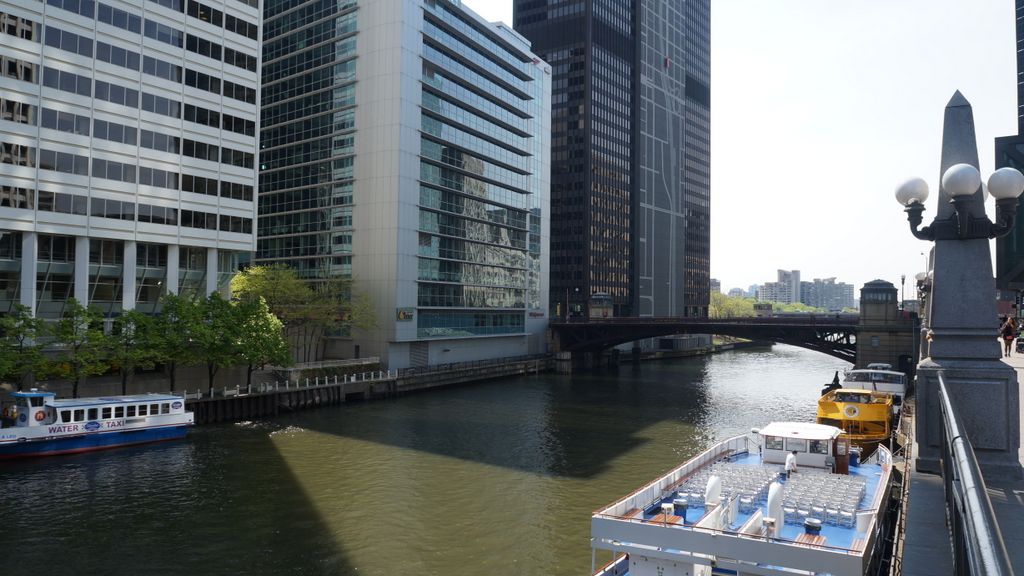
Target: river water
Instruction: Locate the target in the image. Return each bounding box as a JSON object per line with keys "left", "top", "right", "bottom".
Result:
{"left": 0, "top": 345, "right": 848, "bottom": 575}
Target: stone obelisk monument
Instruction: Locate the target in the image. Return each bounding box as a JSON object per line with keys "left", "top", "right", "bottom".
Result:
{"left": 915, "top": 92, "right": 1022, "bottom": 479}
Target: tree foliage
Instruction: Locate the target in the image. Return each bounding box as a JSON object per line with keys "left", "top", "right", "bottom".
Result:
{"left": 49, "top": 299, "right": 108, "bottom": 398}
{"left": 232, "top": 265, "right": 376, "bottom": 362}
{"left": 193, "top": 293, "right": 243, "bottom": 393}
{"left": 235, "top": 296, "right": 291, "bottom": 387}
{"left": 0, "top": 304, "right": 48, "bottom": 390}
{"left": 153, "top": 293, "right": 202, "bottom": 391}
{"left": 709, "top": 292, "right": 757, "bottom": 318}
{"left": 108, "top": 310, "right": 161, "bottom": 395}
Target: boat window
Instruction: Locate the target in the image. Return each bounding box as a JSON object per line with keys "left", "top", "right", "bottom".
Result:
{"left": 30, "top": 397, "right": 43, "bottom": 407}
{"left": 115, "top": 406, "right": 124, "bottom": 418}
{"left": 15, "top": 398, "right": 28, "bottom": 408}
{"left": 88, "top": 408, "right": 98, "bottom": 420}
{"left": 127, "top": 406, "right": 136, "bottom": 417}
{"left": 138, "top": 405, "right": 148, "bottom": 416}
{"left": 809, "top": 440, "right": 828, "bottom": 454}
{"left": 786, "top": 438, "right": 807, "bottom": 452}
{"left": 73, "top": 409, "right": 84, "bottom": 422}
{"left": 764, "top": 435, "right": 784, "bottom": 450}
{"left": 161, "top": 403, "right": 170, "bottom": 414}
{"left": 60, "top": 410, "right": 71, "bottom": 423}
{"left": 102, "top": 407, "right": 112, "bottom": 419}
{"left": 150, "top": 403, "right": 159, "bottom": 414}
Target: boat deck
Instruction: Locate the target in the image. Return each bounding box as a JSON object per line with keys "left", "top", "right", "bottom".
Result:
{"left": 613, "top": 452, "right": 884, "bottom": 550}
{"left": 591, "top": 440, "right": 893, "bottom": 576}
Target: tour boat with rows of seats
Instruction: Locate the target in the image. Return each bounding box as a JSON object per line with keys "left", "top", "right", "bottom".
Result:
{"left": 0, "top": 389, "right": 194, "bottom": 458}
{"left": 589, "top": 422, "right": 894, "bottom": 576}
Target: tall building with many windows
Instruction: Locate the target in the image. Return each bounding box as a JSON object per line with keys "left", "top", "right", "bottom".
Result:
{"left": 259, "top": 0, "right": 551, "bottom": 368}
{"left": 0, "top": 0, "right": 260, "bottom": 318}
{"left": 995, "top": 0, "right": 1024, "bottom": 290}
{"left": 514, "top": 0, "right": 710, "bottom": 318}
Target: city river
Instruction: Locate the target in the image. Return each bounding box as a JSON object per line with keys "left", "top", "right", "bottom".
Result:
{"left": 1, "top": 345, "right": 848, "bottom": 575}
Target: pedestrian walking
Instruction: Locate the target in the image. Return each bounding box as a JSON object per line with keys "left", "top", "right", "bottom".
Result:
{"left": 1001, "top": 316, "right": 1017, "bottom": 357}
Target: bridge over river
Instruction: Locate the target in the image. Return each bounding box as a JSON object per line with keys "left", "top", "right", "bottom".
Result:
{"left": 550, "top": 315, "right": 860, "bottom": 363}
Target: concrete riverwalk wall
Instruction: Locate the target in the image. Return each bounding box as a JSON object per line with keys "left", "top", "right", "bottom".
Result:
{"left": 186, "top": 356, "right": 553, "bottom": 424}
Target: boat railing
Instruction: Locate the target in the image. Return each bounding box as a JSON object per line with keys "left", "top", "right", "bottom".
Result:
{"left": 936, "top": 371, "right": 1015, "bottom": 576}
{"left": 172, "top": 369, "right": 399, "bottom": 401}
{"left": 593, "top": 435, "right": 750, "bottom": 517}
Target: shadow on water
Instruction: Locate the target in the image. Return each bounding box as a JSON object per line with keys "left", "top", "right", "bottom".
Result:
{"left": 277, "top": 353, "right": 717, "bottom": 480}
{"left": 0, "top": 424, "right": 355, "bottom": 575}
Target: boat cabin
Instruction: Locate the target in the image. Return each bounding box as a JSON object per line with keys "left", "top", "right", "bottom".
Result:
{"left": 843, "top": 368, "right": 907, "bottom": 408}
{"left": 1, "top": 390, "right": 56, "bottom": 428}
{"left": 1, "top": 390, "right": 188, "bottom": 429}
{"left": 755, "top": 421, "right": 851, "bottom": 475}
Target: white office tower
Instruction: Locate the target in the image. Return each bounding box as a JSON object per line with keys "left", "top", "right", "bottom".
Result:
{"left": 0, "top": 0, "right": 260, "bottom": 318}
{"left": 258, "top": 0, "right": 551, "bottom": 368}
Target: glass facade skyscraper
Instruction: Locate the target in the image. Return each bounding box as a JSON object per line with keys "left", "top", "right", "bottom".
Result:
{"left": 259, "top": 0, "right": 551, "bottom": 368}
{"left": 514, "top": 0, "right": 710, "bottom": 317}
{"left": 995, "top": 0, "right": 1024, "bottom": 290}
{"left": 0, "top": 0, "right": 260, "bottom": 319}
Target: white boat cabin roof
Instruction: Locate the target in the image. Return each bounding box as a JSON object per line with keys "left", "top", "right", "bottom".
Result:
{"left": 845, "top": 369, "right": 906, "bottom": 380}
{"left": 757, "top": 421, "right": 843, "bottom": 442}
{"left": 10, "top": 391, "right": 184, "bottom": 408}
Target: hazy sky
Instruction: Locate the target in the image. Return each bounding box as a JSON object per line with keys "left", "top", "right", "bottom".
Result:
{"left": 462, "top": 0, "right": 1017, "bottom": 297}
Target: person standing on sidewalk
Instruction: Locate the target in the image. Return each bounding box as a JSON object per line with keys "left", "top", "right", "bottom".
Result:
{"left": 1001, "top": 316, "right": 1017, "bottom": 357}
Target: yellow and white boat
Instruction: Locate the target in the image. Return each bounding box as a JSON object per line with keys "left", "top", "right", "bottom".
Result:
{"left": 816, "top": 388, "right": 894, "bottom": 457}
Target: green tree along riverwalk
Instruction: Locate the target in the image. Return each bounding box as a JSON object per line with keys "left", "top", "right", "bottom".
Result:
{"left": 0, "top": 265, "right": 378, "bottom": 397}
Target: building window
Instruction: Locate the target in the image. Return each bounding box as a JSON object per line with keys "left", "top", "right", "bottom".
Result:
{"left": 98, "top": 3, "right": 142, "bottom": 33}
{"left": 0, "top": 12, "right": 39, "bottom": 41}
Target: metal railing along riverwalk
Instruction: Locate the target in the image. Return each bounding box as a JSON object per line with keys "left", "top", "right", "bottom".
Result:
{"left": 177, "top": 370, "right": 398, "bottom": 400}
{"left": 395, "top": 354, "right": 549, "bottom": 377}
{"left": 937, "top": 371, "right": 1015, "bottom": 576}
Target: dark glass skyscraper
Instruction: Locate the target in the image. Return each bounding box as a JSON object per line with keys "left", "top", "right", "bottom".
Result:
{"left": 514, "top": 0, "right": 710, "bottom": 317}
{"left": 995, "top": 0, "right": 1024, "bottom": 290}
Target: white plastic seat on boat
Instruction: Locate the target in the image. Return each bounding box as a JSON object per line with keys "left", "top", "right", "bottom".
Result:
{"left": 797, "top": 508, "right": 810, "bottom": 523}
{"left": 825, "top": 507, "right": 839, "bottom": 525}
{"left": 783, "top": 506, "right": 797, "bottom": 524}
{"left": 839, "top": 510, "right": 855, "bottom": 527}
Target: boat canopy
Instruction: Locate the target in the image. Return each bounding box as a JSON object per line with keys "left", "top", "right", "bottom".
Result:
{"left": 758, "top": 421, "right": 843, "bottom": 442}
{"left": 10, "top": 390, "right": 56, "bottom": 399}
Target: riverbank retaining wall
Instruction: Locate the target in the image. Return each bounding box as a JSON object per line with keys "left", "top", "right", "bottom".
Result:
{"left": 186, "top": 357, "right": 553, "bottom": 424}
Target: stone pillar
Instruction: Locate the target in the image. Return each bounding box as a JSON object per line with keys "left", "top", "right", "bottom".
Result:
{"left": 19, "top": 232, "right": 36, "bottom": 315}
{"left": 205, "top": 247, "right": 218, "bottom": 296}
{"left": 122, "top": 240, "right": 136, "bottom": 311}
{"left": 165, "top": 244, "right": 179, "bottom": 295}
{"left": 915, "top": 92, "right": 1021, "bottom": 479}
{"left": 74, "top": 236, "right": 89, "bottom": 304}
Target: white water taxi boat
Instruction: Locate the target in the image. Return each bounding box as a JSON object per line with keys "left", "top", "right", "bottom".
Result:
{"left": 0, "top": 389, "right": 194, "bottom": 458}
{"left": 589, "top": 422, "right": 894, "bottom": 576}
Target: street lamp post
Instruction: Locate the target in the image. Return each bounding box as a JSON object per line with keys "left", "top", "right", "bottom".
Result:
{"left": 893, "top": 91, "right": 1024, "bottom": 479}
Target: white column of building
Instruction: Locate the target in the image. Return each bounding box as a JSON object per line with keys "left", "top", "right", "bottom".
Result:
{"left": 123, "top": 240, "right": 136, "bottom": 311}
{"left": 205, "top": 247, "right": 218, "bottom": 295}
{"left": 74, "top": 236, "right": 89, "bottom": 304}
{"left": 19, "top": 232, "right": 36, "bottom": 315}
{"left": 165, "top": 244, "right": 179, "bottom": 294}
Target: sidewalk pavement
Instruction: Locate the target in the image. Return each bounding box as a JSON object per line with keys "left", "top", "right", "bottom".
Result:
{"left": 902, "top": 353, "right": 1024, "bottom": 574}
